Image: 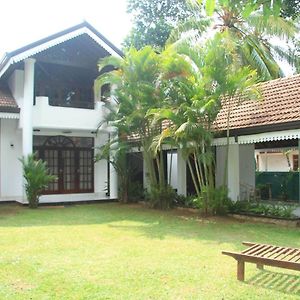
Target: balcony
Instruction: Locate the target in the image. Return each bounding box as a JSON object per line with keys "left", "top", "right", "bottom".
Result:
{"left": 32, "top": 96, "right": 106, "bottom": 131}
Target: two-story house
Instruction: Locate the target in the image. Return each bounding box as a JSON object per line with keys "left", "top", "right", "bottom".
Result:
{"left": 0, "top": 22, "right": 122, "bottom": 204}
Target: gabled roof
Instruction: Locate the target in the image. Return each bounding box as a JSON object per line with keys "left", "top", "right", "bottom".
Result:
{"left": 0, "top": 21, "right": 123, "bottom": 78}
{"left": 215, "top": 74, "right": 300, "bottom": 135}
{"left": 0, "top": 86, "right": 19, "bottom": 113}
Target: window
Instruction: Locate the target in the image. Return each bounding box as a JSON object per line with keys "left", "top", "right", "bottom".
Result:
{"left": 293, "top": 155, "right": 298, "bottom": 171}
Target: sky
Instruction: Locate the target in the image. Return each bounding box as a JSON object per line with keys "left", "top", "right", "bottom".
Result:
{"left": 0, "top": 0, "right": 132, "bottom": 57}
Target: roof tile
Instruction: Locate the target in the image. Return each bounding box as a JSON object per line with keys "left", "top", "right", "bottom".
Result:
{"left": 0, "top": 86, "right": 19, "bottom": 112}
{"left": 215, "top": 74, "right": 300, "bottom": 131}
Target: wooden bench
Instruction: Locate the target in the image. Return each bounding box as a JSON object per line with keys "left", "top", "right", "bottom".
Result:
{"left": 222, "top": 242, "right": 300, "bottom": 281}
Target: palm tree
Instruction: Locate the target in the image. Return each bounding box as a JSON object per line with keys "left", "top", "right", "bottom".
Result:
{"left": 95, "top": 46, "right": 191, "bottom": 209}
{"left": 169, "top": 0, "right": 298, "bottom": 81}
{"left": 149, "top": 35, "right": 261, "bottom": 213}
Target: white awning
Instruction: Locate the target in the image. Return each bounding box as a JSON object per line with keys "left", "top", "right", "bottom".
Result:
{"left": 213, "top": 128, "right": 300, "bottom": 146}
{"left": 0, "top": 112, "right": 19, "bottom": 119}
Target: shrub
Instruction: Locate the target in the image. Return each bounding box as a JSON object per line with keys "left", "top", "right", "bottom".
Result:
{"left": 148, "top": 185, "right": 176, "bottom": 210}
{"left": 128, "top": 181, "right": 145, "bottom": 202}
{"left": 194, "top": 186, "right": 231, "bottom": 215}
{"left": 20, "top": 154, "right": 57, "bottom": 208}
{"left": 174, "top": 187, "right": 231, "bottom": 215}
{"left": 228, "top": 200, "right": 296, "bottom": 219}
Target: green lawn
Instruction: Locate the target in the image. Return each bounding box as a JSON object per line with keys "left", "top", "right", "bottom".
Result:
{"left": 0, "top": 203, "right": 299, "bottom": 300}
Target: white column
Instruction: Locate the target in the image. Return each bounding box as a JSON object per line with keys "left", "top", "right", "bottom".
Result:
{"left": 109, "top": 133, "right": 118, "bottom": 200}
{"left": 215, "top": 145, "right": 227, "bottom": 187}
{"left": 177, "top": 149, "right": 187, "bottom": 196}
{"left": 143, "top": 154, "right": 151, "bottom": 192}
{"left": 22, "top": 58, "right": 36, "bottom": 157}
{"left": 228, "top": 143, "right": 240, "bottom": 201}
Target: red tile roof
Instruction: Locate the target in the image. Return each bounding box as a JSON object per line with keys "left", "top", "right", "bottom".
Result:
{"left": 215, "top": 74, "right": 300, "bottom": 132}
{"left": 126, "top": 74, "right": 300, "bottom": 142}
{"left": 0, "top": 86, "right": 19, "bottom": 113}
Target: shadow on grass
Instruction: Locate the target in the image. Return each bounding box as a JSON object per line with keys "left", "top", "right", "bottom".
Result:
{"left": 0, "top": 203, "right": 299, "bottom": 248}
{"left": 246, "top": 270, "right": 300, "bottom": 297}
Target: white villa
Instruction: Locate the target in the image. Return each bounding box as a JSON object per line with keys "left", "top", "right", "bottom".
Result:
{"left": 0, "top": 22, "right": 122, "bottom": 204}
{"left": 0, "top": 22, "right": 299, "bottom": 205}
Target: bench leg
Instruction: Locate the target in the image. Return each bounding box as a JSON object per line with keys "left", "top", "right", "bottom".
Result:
{"left": 256, "top": 264, "right": 264, "bottom": 270}
{"left": 237, "top": 260, "right": 245, "bottom": 281}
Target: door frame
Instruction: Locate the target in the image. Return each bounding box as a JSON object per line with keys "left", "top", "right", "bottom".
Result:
{"left": 33, "top": 136, "right": 94, "bottom": 194}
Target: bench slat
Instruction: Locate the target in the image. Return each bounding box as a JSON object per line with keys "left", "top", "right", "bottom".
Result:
{"left": 281, "top": 248, "right": 298, "bottom": 260}
{"left": 242, "top": 244, "right": 259, "bottom": 254}
{"left": 288, "top": 250, "right": 300, "bottom": 262}
{"left": 247, "top": 244, "right": 266, "bottom": 255}
{"left": 254, "top": 245, "right": 274, "bottom": 257}
{"left": 266, "top": 247, "right": 285, "bottom": 258}
{"left": 272, "top": 248, "right": 292, "bottom": 260}
{"left": 260, "top": 246, "right": 278, "bottom": 257}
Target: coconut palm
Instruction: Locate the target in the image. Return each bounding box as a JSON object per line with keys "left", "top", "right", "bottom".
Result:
{"left": 169, "top": 0, "right": 298, "bottom": 80}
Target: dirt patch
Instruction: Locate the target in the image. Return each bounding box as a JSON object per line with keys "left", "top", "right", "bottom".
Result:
{"left": 0, "top": 204, "right": 21, "bottom": 216}
{"left": 39, "top": 205, "right": 65, "bottom": 209}
{"left": 10, "top": 279, "right": 35, "bottom": 292}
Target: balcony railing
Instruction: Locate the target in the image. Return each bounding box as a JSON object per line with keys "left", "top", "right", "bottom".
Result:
{"left": 33, "top": 96, "right": 105, "bottom": 131}
{"left": 49, "top": 99, "right": 94, "bottom": 109}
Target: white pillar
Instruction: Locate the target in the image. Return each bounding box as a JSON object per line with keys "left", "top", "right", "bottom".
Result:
{"left": 109, "top": 133, "right": 118, "bottom": 200}
{"left": 215, "top": 145, "right": 227, "bottom": 187}
{"left": 22, "top": 58, "right": 36, "bottom": 157}
{"left": 228, "top": 143, "right": 240, "bottom": 201}
{"left": 177, "top": 149, "right": 187, "bottom": 196}
{"left": 143, "top": 154, "right": 151, "bottom": 192}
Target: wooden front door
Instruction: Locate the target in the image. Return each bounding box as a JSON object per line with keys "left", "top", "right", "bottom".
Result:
{"left": 34, "top": 136, "right": 94, "bottom": 194}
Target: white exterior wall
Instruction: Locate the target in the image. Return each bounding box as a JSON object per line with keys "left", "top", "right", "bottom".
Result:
{"left": 33, "top": 97, "right": 106, "bottom": 131}
{"left": 0, "top": 119, "right": 23, "bottom": 201}
{"left": 256, "top": 150, "right": 298, "bottom": 172}
{"left": 1, "top": 68, "right": 114, "bottom": 204}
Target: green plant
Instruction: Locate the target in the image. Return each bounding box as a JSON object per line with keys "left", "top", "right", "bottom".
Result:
{"left": 228, "top": 200, "right": 296, "bottom": 219}
{"left": 20, "top": 154, "right": 57, "bottom": 209}
{"left": 193, "top": 186, "right": 231, "bottom": 215}
{"left": 173, "top": 194, "right": 188, "bottom": 207}
{"left": 128, "top": 181, "right": 145, "bottom": 202}
{"left": 148, "top": 184, "right": 176, "bottom": 210}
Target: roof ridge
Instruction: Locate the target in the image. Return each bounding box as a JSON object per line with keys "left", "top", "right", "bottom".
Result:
{"left": 257, "top": 73, "right": 300, "bottom": 87}
{"left": 0, "top": 21, "right": 123, "bottom": 76}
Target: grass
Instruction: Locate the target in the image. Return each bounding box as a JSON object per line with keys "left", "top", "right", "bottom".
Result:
{"left": 0, "top": 203, "right": 299, "bottom": 300}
